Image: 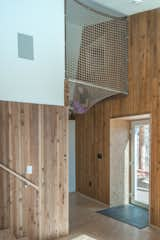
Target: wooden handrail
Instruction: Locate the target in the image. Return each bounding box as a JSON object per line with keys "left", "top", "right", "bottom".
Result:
{"left": 0, "top": 163, "right": 39, "bottom": 192}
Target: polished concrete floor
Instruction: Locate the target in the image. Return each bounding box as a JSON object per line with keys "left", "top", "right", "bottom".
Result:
{"left": 59, "top": 192, "right": 160, "bottom": 240}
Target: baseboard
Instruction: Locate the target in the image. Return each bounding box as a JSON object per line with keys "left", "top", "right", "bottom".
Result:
{"left": 77, "top": 192, "right": 108, "bottom": 207}
{"left": 149, "top": 224, "right": 160, "bottom": 232}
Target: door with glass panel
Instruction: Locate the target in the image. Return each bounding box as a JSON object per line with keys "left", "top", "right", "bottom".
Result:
{"left": 130, "top": 120, "right": 150, "bottom": 208}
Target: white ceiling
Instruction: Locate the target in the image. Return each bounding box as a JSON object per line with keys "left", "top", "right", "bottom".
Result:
{"left": 82, "top": 0, "right": 160, "bottom": 16}
{"left": 66, "top": 0, "right": 110, "bottom": 26}
{"left": 67, "top": 0, "right": 160, "bottom": 26}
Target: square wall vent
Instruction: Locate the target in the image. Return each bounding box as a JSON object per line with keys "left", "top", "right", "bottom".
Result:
{"left": 18, "top": 33, "right": 34, "bottom": 60}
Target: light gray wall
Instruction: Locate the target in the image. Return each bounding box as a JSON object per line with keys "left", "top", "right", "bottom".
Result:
{"left": 66, "top": 23, "right": 82, "bottom": 78}
{"left": 110, "top": 119, "right": 130, "bottom": 206}
{"left": 0, "top": 0, "right": 64, "bottom": 106}
{"left": 69, "top": 120, "right": 76, "bottom": 193}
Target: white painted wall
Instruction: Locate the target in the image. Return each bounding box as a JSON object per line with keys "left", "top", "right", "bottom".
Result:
{"left": 0, "top": 0, "right": 64, "bottom": 106}
{"left": 66, "top": 23, "right": 82, "bottom": 79}
{"left": 110, "top": 119, "right": 130, "bottom": 206}
{"left": 66, "top": 23, "right": 83, "bottom": 99}
{"left": 69, "top": 120, "right": 76, "bottom": 192}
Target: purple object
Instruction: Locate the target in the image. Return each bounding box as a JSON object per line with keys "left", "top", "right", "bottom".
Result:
{"left": 73, "top": 100, "right": 88, "bottom": 114}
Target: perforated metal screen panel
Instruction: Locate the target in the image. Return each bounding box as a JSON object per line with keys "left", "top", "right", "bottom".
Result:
{"left": 66, "top": 0, "right": 128, "bottom": 114}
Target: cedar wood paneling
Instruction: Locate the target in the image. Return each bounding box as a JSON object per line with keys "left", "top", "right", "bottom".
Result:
{"left": 76, "top": 9, "right": 160, "bottom": 227}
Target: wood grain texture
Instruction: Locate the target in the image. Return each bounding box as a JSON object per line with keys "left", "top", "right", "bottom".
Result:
{"left": 0, "top": 101, "right": 68, "bottom": 239}
{"left": 0, "top": 103, "right": 9, "bottom": 229}
{"left": 76, "top": 103, "right": 110, "bottom": 204}
{"left": 76, "top": 9, "right": 160, "bottom": 227}
{"left": 8, "top": 103, "right": 40, "bottom": 239}
{"left": 39, "top": 105, "right": 69, "bottom": 239}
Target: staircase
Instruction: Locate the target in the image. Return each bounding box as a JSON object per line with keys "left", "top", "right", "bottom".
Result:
{"left": 0, "top": 230, "right": 28, "bottom": 240}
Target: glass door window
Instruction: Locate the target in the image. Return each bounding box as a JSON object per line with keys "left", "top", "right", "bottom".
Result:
{"left": 131, "top": 120, "right": 150, "bottom": 208}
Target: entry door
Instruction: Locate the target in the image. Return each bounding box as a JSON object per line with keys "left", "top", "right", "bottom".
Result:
{"left": 130, "top": 120, "right": 150, "bottom": 208}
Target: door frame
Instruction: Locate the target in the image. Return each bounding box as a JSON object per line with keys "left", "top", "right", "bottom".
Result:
{"left": 130, "top": 119, "right": 151, "bottom": 209}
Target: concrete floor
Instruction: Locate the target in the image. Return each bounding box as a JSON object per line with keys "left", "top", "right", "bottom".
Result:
{"left": 59, "top": 192, "right": 160, "bottom": 240}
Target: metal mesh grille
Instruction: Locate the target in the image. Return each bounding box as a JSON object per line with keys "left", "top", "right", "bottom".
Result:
{"left": 66, "top": 0, "right": 128, "bottom": 114}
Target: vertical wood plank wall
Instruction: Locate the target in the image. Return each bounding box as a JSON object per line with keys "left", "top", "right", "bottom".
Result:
{"left": 0, "top": 101, "right": 68, "bottom": 239}
{"left": 76, "top": 9, "right": 160, "bottom": 227}
{"left": 39, "top": 105, "right": 69, "bottom": 239}
{"left": 0, "top": 103, "right": 9, "bottom": 229}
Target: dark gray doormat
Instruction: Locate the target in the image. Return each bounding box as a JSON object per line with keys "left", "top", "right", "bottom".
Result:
{"left": 97, "top": 204, "right": 148, "bottom": 229}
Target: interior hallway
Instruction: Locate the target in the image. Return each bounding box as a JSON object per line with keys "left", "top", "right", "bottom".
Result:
{"left": 59, "top": 193, "right": 160, "bottom": 240}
